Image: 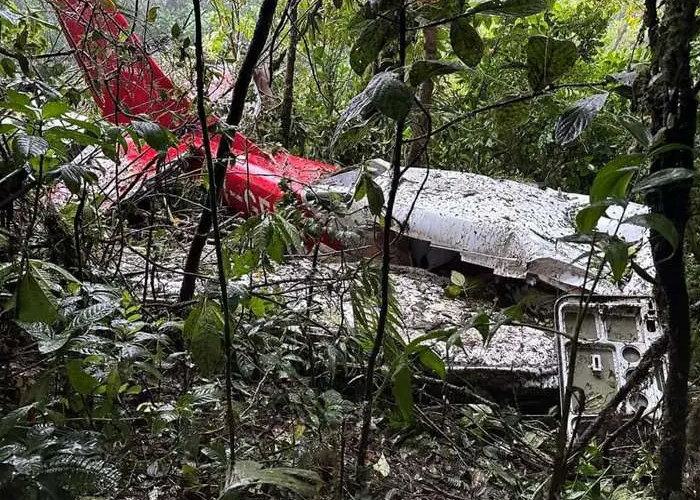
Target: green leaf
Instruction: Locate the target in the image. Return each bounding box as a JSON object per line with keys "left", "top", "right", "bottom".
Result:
{"left": 357, "top": 173, "right": 385, "bottom": 216}
{"left": 619, "top": 117, "right": 651, "bottom": 147}
{"left": 590, "top": 160, "right": 638, "bottom": 203}
{"left": 0, "top": 57, "right": 16, "bottom": 77}
{"left": 472, "top": 0, "right": 550, "bottom": 17}
{"left": 183, "top": 297, "right": 224, "bottom": 376}
{"left": 451, "top": 270, "right": 466, "bottom": 287}
{"left": 248, "top": 296, "right": 267, "bottom": 318}
{"left": 0, "top": 8, "right": 21, "bottom": 24}
{"left": 526, "top": 36, "right": 579, "bottom": 90}
{"left": 48, "top": 163, "right": 99, "bottom": 194}
{"left": 349, "top": 18, "right": 394, "bottom": 76}
{"left": 16, "top": 271, "right": 59, "bottom": 324}
{"left": 450, "top": 18, "right": 484, "bottom": 68}
{"left": 66, "top": 359, "right": 99, "bottom": 395}
{"left": 392, "top": 364, "right": 414, "bottom": 421}
{"left": 554, "top": 93, "right": 608, "bottom": 146}
{"left": 130, "top": 120, "right": 173, "bottom": 151}
{"left": 575, "top": 199, "right": 622, "bottom": 234}
{"left": 41, "top": 101, "right": 70, "bottom": 120}
{"left": 418, "top": 348, "right": 446, "bottom": 379}
{"left": 146, "top": 6, "right": 159, "bottom": 22}
{"left": 632, "top": 168, "right": 696, "bottom": 193}
{"left": 221, "top": 461, "right": 323, "bottom": 499}
{"left": 605, "top": 240, "right": 629, "bottom": 283}
{"left": 408, "top": 59, "right": 466, "bottom": 86}
{"left": 647, "top": 143, "right": 694, "bottom": 157}
{"left": 445, "top": 284, "right": 463, "bottom": 298}
{"left": 14, "top": 133, "right": 49, "bottom": 157}
{"left": 471, "top": 312, "right": 491, "bottom": 345}
{"left": 171, "top": 22, "right": 181, "bottom": 39}
{"left": 624, "top": 213, "right": 679, "bottom": 251}
{"left": 366, "top": 72, "right": 414, "bottom": 121}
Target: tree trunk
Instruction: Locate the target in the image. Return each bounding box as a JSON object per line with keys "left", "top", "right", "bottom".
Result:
{"left": 644, "top": 0, "right": 698, "bottom": 498}
{"left": 407, "top": 25, "right": 436, "bottom": 167}
{"left": 179, "top": 0, "right": 279, "bottom": 302}
{"left": 280, "top": 0, "right": 298, "bottom": 147}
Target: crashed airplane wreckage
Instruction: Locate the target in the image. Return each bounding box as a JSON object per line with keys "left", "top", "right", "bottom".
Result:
{"left": 49, "top": 0, "right": 665, "bottom": 427}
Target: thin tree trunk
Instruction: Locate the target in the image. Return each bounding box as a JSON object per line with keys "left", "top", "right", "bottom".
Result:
{"left": 644, "top": 0, "right": 698, "bottom": 498}
{"left": 179, "top": 0, "right": 279, "bottom": 302}
{"left": 280, "top": 0, "right": 298, "bottom": 147}
{"left": 407, "top": 25, "right": 436, "bottom": 167}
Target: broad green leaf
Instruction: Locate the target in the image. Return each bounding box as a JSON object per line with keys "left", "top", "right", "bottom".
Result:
{"left": 366, "top": 72, "right": 413, "bottom": 121}
{"left": 632, "top": 168, "right": 696, "bottom": 193}
{"left": 408, "top": 60, "right": 466, "bottom": 86}
{"left": 0, "top": 57, "right": 16, "bottom": 77}
{"left": 554, "top": 93, "right": 608, "bottom": 146}
{"left": 526, "top": 36, "right": 578, "bottom": 90}
{"left": 183, "top": 297, "right": 224, "bottom": 376}
{"left": 248, "top": 296, "right": 266, "bottom": 317}
{"left": 14, "top": 133, "right": 49, "bottom": 157}
{"left": 471, "top": 312, "right": 491, "bottom": 345}
{"left": 16, "top": 271, "right": 59, "bottom": 324}
{"left": 221, "top": 461, "right": 323, "bottom": 499}
{"left": 575, "top": 199, "right": 622, "bottom": 234}
{"left": 604, "top": 240, "right": 629, "bottom": 283}
{"left": 619, "top": 117, "right": 651, "bottom": 147}
{"left": 48, "top": 163, "right": 99, "bottom": 194}
{"left": 451, "top": 270, "right": 466, "bottom": 287}
{"left": 357, "top": 173, "right": 385, "bottom": 216}
{"left": 450, "top": 18, "right": 484, "bottom": 68}
{"left": 44, "top": 127, "right": 101, "bottom": 147}
{"left": 349, "top": 17, "right": 394, "bottom": 76}
{"left": 41, "top": 101, "right": 69, "bottom": 120}
{"left": 0, "top": 123, "right": 17, "bottom": 135}
{"left": 392, "top": 364, "right": 414, "bottom": 421}
{"left": 472, "top": 0, "right": 550, "bottom": 17}
{"left": 418, "top": 348, "right": 446, "bottom": 379}
{"left": 590, "top": 161, "right": 638, "bottom": 203}
{"left": 648, "top": 143, "right": 694, "bottom": 157}
{"left": 130, "top": 120, "right": 173, "bottom": 151}
{"left": 66, "top": 359, "right": 99, "bottom": 395}
{"left": 417, "top": 0, "right": 462, "bottom": 20}
{"left": 146, "top": 6, "right": 158, "bottom": 22}
{"left": 624, "top": 213, "right": 679, "bottom": 251}
{"left": 171, "top": 22, "right": 181, "bottom": 39}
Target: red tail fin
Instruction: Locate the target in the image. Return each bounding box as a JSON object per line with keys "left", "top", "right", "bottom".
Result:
{"left": 53, "top": 0, "right": 192, "bottom": 129}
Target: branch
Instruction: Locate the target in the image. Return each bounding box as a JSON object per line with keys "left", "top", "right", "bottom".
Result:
{"left": 179, "top": 0, "right": 279, "bottom": 302}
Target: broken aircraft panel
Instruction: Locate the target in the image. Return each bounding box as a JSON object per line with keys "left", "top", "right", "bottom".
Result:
{"left": 555, "top": 295, "right": 665, "bottom": 435}
{"left": 307, "top": 159, "right": 655, "bottom": 297}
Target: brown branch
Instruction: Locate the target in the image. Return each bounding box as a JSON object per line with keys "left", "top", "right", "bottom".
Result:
{"left": 179, "top": 0, "right": 279, "bottom": 302}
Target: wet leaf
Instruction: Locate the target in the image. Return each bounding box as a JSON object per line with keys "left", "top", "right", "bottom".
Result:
{"left": 619, "top": 117, "right": 651, "bottom": 147}
{"left": 130, "top": 120, "right": 173, "bottom": 151}
{"left": 450, "top": 18, "right": 483, "bottom": 68}
{"left": 392, "top": 364, "right": 414, "bottom": 421}
{"left": 554, "top": 93, "right": 608, "bottom": 146}
{"left": 472, "top": 0, "right": 550, "bottom": 17}
{"left": 605, "top": 240, "right": 629, "bottom": 283}
{"left": 624, "top": 213, "right": 679, "bottom": 251}
{"left": 349, "top": 17, "right": 394, "bottom": 76}
{"left": 183, "top": 297, "right": 224, "bottom": 376}
{"left": 66, "top": 359, "right": 99, "bottom": 395}
{"left": 16, "top": 270, "right": 58, "bottom": 324}
{"left": 632, "top": 168, "right": 696, "bottom": 193}
{"left": 590, "top": 160, "right": 638, "bottom": 203}
{"left": 526, "top": 36, "right": 578, "bottom": 90}
{"left": 367, "top": 72, "right": 413, "bottom": 121}
{"left": 15, "top": 133, "right": 48, "bottom": 157}
{"left": 408, "top": 60, "right": 466, "bottom": 86}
